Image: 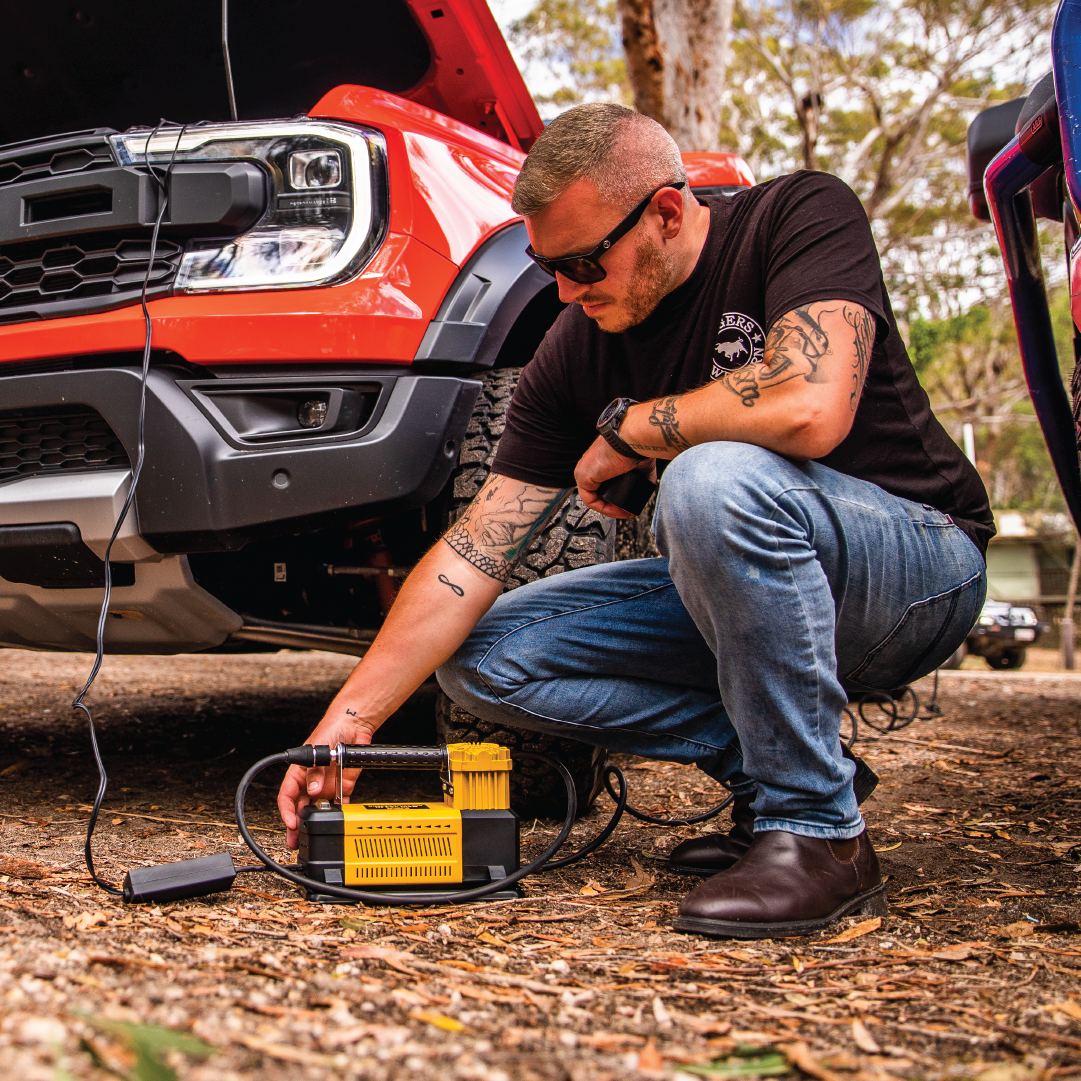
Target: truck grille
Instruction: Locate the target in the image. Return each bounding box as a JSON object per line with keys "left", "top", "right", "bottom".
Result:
{"left": 0, "top": 131, "right": 182, "bottom": 325}
{"left": 0, "top": 232, "right": 182, "bottom": 326}
{"left": 0, "top": 133, "right": 116, "bottom": 188}
{"left": 0, "top": 407, "right": 130, "bottom": 484}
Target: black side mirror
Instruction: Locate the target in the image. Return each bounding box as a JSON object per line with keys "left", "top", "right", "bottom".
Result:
{"left": 966, "top": 97, "right": 1026, "bottom": 221}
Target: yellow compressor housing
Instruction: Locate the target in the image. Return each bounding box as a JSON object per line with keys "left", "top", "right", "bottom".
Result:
{"left": 296, "top": 743, "right": 519, "bottom": 902}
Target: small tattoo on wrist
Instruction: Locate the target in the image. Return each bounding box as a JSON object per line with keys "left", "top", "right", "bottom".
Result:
{"left": 345, "top": 708, "right": 357, "bottom": 717}
{"left": 438, "top": 573, "right": 465, "bottom": 596}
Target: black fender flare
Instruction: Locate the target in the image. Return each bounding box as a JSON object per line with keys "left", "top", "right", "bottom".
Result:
{"left": 413, "top": 221, "right": 558, "bottom": 371}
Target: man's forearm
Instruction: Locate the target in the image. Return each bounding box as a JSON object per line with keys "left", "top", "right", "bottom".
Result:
{"left": 617, "top": 301, "right": 875, "bottom": 462}
{"left": 618, "top": 380, "right": 822, "bottom": 460}
{"left": 320, "top": 477, "right": 572, "bottom": 735}
{"left": 322, "top": 542, "right": 505, "bottom": 735}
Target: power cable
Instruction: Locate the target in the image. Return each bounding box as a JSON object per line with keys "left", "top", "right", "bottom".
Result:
{"left": 222, "top": 0, "right": 238, "bottom": 121}
{"left": 71, "top": 122, "right": 187, "bottom": 896}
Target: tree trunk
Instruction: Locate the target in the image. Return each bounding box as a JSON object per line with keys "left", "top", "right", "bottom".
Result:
{"left": 617, "top": 0, "right": 733, "bottom": 152}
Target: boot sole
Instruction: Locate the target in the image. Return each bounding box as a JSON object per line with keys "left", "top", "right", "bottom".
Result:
{"left": 671, "top": 880, "right": 889, "bottom": 940}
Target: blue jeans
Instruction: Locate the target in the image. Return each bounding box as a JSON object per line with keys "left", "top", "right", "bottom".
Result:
{"left": 438, "top": 442, "right": 986, "bottom": 839}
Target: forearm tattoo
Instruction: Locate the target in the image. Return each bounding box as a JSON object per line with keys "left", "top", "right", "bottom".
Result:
{"left": 442, "top": 477, "right": 572, "bottom": 583}
{"left": 844, "top": 305, "right": 875, "bottom": 411}
{"left": 719, "top": 301, "right": 873, "bottom": 410}
{"left": 721, "top": 304, "right": 834, "bottom": 407}
{"left": 646, "top": 396, "right": 692, "bottom": 452}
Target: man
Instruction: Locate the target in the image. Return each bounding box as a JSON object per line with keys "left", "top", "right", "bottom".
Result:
{"left": 278, "top": 103, "right": 991, "bottom": 938}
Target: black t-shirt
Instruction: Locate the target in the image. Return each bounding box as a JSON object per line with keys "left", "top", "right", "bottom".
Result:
{"left": 492, "top": 170, "right": 995, "bottom": 556}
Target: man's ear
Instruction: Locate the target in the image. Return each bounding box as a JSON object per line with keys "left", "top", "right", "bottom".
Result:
{"left": 655, "top": 188, "right": 685, "bottom": 238}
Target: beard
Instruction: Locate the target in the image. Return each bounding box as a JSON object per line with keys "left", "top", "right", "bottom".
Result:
{"left": 577, "top": 237, "right": 674, "bottom": 333}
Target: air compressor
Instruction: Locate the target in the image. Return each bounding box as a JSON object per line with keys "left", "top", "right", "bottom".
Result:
{"left": 295, "top": 743, "right": 522, "bottom": 902}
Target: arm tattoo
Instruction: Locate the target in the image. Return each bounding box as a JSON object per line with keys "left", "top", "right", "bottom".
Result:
{"left": 843, "top": 304, "right": 875, "bottom": 411}
{"left": 645, "top": 396, "right": 692, "bottom": 452}
{"left": 719, "top": 303, "right": 835, "bottom": 407}
{"left": 442, "top": 477, "right": 572, "bottom": 582}
{"left": 438, "top": 574, "right": 465, "bottom": 596}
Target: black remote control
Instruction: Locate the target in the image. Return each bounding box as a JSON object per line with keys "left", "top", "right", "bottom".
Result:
{"left": 596, "top": 472, "right": 657, "bottom": 515}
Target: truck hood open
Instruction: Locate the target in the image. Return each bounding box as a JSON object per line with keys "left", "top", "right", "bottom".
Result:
{"left": 0, "top": 0, "right": 543, "bottom": 151}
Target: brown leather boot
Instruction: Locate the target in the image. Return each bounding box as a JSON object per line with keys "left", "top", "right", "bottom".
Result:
{"left": 666, "top": 791, "right": 755, "bottom": 876}
{"left": 672, "top": 829, "right": 887, "bottom": 939}
{"left": 666, "top": 749, "right": 879, "bottom": 876}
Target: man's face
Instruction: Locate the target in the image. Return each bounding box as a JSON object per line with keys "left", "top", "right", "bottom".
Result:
{"left": 525, "top": 178, "right": 676, "bottom": 333}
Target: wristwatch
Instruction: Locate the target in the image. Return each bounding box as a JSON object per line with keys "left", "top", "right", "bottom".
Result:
{"left": 596, "top": 397, "right": 646, "bottom": 461}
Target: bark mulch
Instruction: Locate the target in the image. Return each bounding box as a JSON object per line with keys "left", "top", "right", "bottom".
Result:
{"left": 0, "top": 648, "right": 1079, "bottom": 1081}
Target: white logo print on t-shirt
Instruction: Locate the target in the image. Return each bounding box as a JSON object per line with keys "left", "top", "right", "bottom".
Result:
{"left": 713, "top": 312, "right": 765, "bottom": 379}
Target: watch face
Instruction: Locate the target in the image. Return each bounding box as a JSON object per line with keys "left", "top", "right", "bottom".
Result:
{"left": 598, "top": 398, "right": 624, "bottom": 428}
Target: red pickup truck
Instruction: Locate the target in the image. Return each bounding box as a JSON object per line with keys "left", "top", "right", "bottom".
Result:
{"left": 0, "top": 0, "right": 753, "bottom": 810}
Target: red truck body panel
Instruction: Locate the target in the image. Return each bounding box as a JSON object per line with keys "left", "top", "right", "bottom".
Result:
{"left": 0, "top": 86, "right": 529, "bottom": 367}
{"left": 397, "top": 0, "right": 545, "bottom": 151}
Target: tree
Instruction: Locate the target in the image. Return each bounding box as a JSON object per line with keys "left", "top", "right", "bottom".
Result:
{"left": 616, "top": 0, "right": 735, "bottom": 151}
{"left": 508, "top": 0, "right": 630, "bottom": 110}
{"left": 726, "top": 0, "right": 1057, "bottom": 324}
{"left": 909, "top": 290, "right": 1071, "bottom": 512}
{"left": 508, "top": 0, "right": 734, "bottom": 149}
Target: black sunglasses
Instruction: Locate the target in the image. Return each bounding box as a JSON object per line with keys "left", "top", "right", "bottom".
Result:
{"left": 525, "top": 181, "right": 687, "bottom": 285}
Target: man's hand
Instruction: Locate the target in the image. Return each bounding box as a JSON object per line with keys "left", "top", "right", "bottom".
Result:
{"left": 575, "top": 435, "right": 655, "bottom": 518}
{"left": 277, "top": 474, "right": 572, "bottom": 848}
{"left": 277, "top": 699, "right": 375, "bottom": 850}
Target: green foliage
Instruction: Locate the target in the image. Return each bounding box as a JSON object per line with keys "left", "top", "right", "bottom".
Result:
{"left": 1050, "top": 279, "right": 1078, "bottom": 378}
{"left": 685, "top": 1045, "right": 792, "bottom": 1077}
{"left": 79, "top": 1015, "right": 215, "bottom": 1081}
{"left": 909, "top": 306, "right": 991, "bottom": 375}
{"left": 907, "top": 297, "right": 1068, "bottom": 512}
{"left": 508, "top": 0, "right": 629, "bottom": 108}
{"left": 52, "top": 1060, "right": 76, "bottom": 1081}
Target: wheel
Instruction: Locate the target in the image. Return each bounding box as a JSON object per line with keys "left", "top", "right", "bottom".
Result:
{"left": 988, "top": 649, "right": 1025, "bottom": 670}
{"left": 435, "top": 367, "right": 615, "bottom": 817}
{"left": 941, "top": 643, "right": 966, "bottom": 670}
{"left": 615, "top": 491, "right": 660, "bottom": 560}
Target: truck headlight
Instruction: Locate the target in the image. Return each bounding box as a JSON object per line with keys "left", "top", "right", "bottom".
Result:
{"left": 111, "top": 122, "right": 385, "bottom": 292}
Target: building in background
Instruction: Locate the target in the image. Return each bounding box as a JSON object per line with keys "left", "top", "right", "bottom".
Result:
{"left": 987, "top": 511, "right": 1076, "bottom": 644}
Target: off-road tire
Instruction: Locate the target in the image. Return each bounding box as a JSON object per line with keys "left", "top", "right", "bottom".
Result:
{"left": 615, "top": 492, "right": 660, "bottom": 561}
{"left": 435, "top": 367, "right": 615, "bottom": 817}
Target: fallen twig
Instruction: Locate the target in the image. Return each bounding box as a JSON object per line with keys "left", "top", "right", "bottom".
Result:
{"left": 861, "top": 734, "right": 1008, "bottom": 756}
{"left": 940, "top": 1003, "right": 1081, "bottom": 1050}
{"left": 76, "top": 807, "right": 275, "bottom": 832}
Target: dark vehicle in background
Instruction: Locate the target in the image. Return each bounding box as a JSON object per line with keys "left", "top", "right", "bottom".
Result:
{"left": 943, "top": 600, "right": 1048, "bottom": 670}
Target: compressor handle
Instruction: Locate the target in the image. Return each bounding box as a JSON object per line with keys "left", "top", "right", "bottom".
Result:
{"left": 337, "top": 744, "right": 449, "bottom": 769}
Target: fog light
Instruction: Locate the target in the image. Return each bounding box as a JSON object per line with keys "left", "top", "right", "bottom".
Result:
{"left": 298, "top": 400, "right": 328, "bottom": 428}
{"left": 289, "top": 150, "right": 341, "bottom": 189}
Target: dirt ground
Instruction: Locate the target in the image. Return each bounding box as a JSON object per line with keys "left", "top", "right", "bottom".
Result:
{"left": 0, "top": 647, "right": 1079, "bottom": 1081}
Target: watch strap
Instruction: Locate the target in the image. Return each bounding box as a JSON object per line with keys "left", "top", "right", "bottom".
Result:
{"left": 600, "top": 426, "right": 645, "bottom": 461}
{"left": 597, "top": 397, "right": 645, "bottom": 461}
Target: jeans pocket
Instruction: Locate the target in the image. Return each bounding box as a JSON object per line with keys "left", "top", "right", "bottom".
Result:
{"left": 845, "top": 570, "right": 985, "bottom": 691}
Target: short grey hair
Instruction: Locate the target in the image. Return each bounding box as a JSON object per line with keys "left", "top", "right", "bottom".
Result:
{"left": 512, "top": 103, "right": 687, "bottom": 217}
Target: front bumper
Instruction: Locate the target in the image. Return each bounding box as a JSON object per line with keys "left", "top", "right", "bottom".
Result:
{"left": 0, "top": 364, "right": 480, "bottom": 552}
{"left": 967, "top": 623, "right": 1048, "bottom": 653}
